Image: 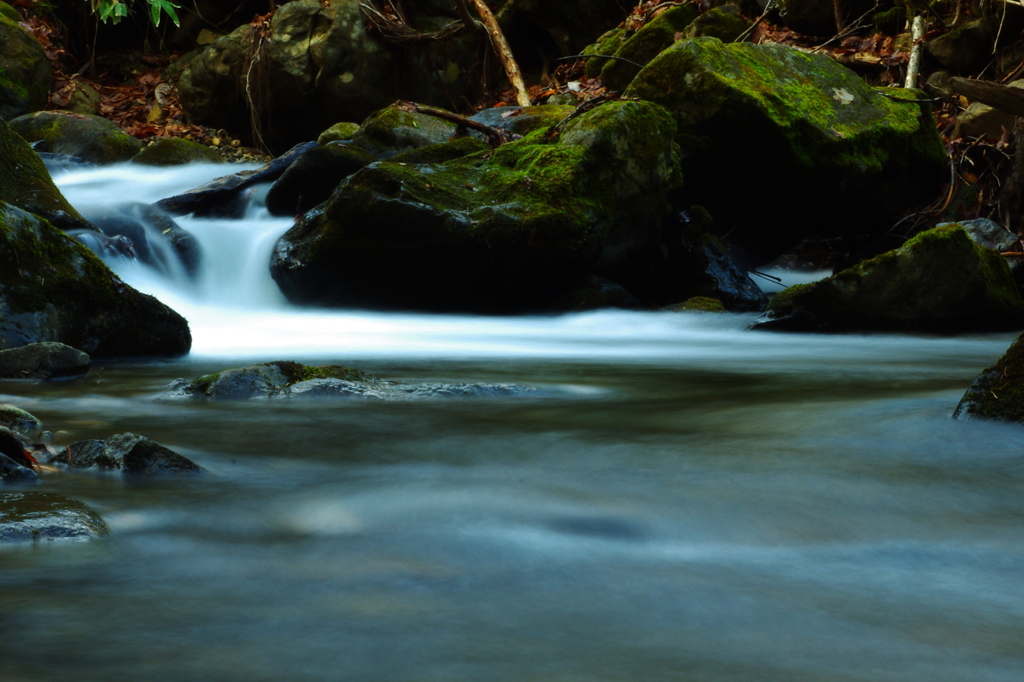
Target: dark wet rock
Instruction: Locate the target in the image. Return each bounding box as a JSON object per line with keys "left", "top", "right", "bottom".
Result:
{"left": 155, "top": 141, "right": 317, "bottom": 217}
{"left": 36, "top": 151, "right": 96, "bottom": 175}
{"left": 0, "top": 404, "right": 43, "bottom": 438}
{"left": 0, "top": 453, "right": 37, "bottom": 483}
{"left": 926, "top": 16, "right": 1006, "bottom": 72}
{"left": 777, "top": 0, "right": 877, "bottom": 36}
{"left": 131, "top": 137, "right": 226, "bottom": 166}
{"left": 509, "top": 0, "right": 626, "bottom": 54}
{"left": 551, "top": 275, "right": 644, "bottom": 311}
{"left": 751, "top": 225, "right": 1024, "bottom": 332}
{"left": 0, "top": 9, "right": 53, "bottom": 120}
{"left": 467, "top": 104, "right": 575, "bottom": 138}
{"left": 0, "top": 342, "right": 90, "bottom": 380}
{"left": 954, "top": 332, "right": 1024, "bottom": 421}
{"left": 78, "top": 203, "right": 201, "bottom": 277}
{"left": 624, "top": 38, "right": 947, "bottom": 267}
{"left": 265, "top": 143, "right": 378, "bottom": 217}
{"left": 68, "top": 229, "right": 138, "bottom": 261}
{"left": 0, "top": 201, "right": 192, "bottom": 357}
{"left": 952, "top": 81, "right": 1024, "bottom": 139}
{"left": 0, "top": 117, "right": 91, "bottom": 232}
{"left": 8, "top": 110, "right": 143, "bottom": 165}
{"left": 166, "top": 361, "right": 538, "bottom": 401}
{"left": 0, "top": 492, "right": 109, "bottom": 541}
{"left": 60, "top": 432, "right": 204, "bottom": 475}
{"left": 271, "top": 100, "right": 683, "bottom": 312}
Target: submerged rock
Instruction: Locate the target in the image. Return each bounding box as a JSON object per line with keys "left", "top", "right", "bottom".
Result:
{"left": 624, "top": 37, "right": 946, "bottom": 266}
{"left": 59, "top": 432, "right": 204, "bottom": 475}
{"left": 751, "top": 225, "right": 1024, "bottom": 332}
{"left": 0, "top": 492, "right": 109, "bottom": 542}
{"left": 0, "top": 404, "right": 43, "bottom": 438}
{"left": 0, "top": 452, "right": 37, "bottom": 483}
{"left": 271, "top": 100, "right": 683, "bottom": 312}
{"left": 155, "top": 141, "right": 317, "bottom": 217}
{"left": 0, "top": 201, "right": 192, "bottom": 357}
{"left": 78, "top": 202, "right": 201, "bottom": 277}
{"left": 165, "top": 361, "right": 538, "bottom": 401}
{"left": 954, "top": 332, "right": 1024, "bottom": 421}
{"left": 0, "top": 342, "right": 90, "bottom": 380}
{"left": 9, "top": 110, "right": 142, "bottom": 165}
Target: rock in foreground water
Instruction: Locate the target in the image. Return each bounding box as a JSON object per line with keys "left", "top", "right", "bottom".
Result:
{"left": 165, "top": 361, "right": 537, "bottom": 401}
{"left": 60, "top": 433, "right": 204, "bottom": 475}
{"left": 954, "top": 332, "right": 1024, "bottom": 422}
{"left": 0, "top": 492, "right": 108, "bottom": 542}
{"left": 752, "top": 225, "right": 1024, "bottom": 333}
{"left": 0, "top": 342, "right": 89, "bottom": 380}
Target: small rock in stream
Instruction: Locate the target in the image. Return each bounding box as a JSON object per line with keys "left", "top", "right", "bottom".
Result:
{"left": 0, "top": 342, "right": 90, "bottom": 380}
{"left": 0, "top": 492, "right": 109, "bottom": 542}
{"left": 58, "top": 433, "right": 204, "bottom": 475}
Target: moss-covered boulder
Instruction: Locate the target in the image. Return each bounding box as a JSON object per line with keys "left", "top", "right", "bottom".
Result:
{"left": 683, "top": 4, "right": 751, "bottom": 42}
{"left": 8, "top": 110, "right": 142, "bottom": 165}
{"left": 582, "top": 28, "right": 628, "bottom": 78}
{"left": 751, "top": 225, "right": 1024, "bottom": 332}
{"left": 0, "top": 201, "right": 192, "bottom": 356}
{"left": 317, "top": 121, "right": 361, "bottom": 145}
{"left": 953, "top": 332, "right": 1024, "bottom": 421}
{"left": 131, "top": 137, "right": 225, "bottom": 166}
{"left": 625, "top": 38, "right": 947, "bottom": 266}
{"left": 271, "top": 100, "right": 683, "bottom": 312}
{"left": 169, "top": 361, "right": 375, "bottom": 399}
{"left": 0, "top": 492, "right": 109, "bottom": 542}
{"left": 266, "top": 142, "right": 378, "bottom": 216}
{"left": 165, "top": 361, "right": 536, "bottom": 400}
{"left": 350, "top": 103, "right": 456, "bottom": 159}
{"left": 0, "top": 117, "right": 89, "bottom": 231}
{"left": 0, "top": 341, "right": 90, "bottom": 380}
{"left": 0, "top": 8, "right": 52, "bottom": 120}
{"left": 599, "top": 5, "right": 700, "bottom": 92}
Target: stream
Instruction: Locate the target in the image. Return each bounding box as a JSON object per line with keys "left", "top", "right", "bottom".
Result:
{"left": 1, "top": 164, "right": 1022, "bottom": 681}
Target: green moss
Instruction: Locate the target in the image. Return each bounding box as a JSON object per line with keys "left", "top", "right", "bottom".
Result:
{"left": 132, "top": 137, "right": 225, "bottom": 166}
{"left": 0, "top": 3, "right": 20, "bottom": 21}
{"left": 602, "top": 6, "right": 700, "bottom": 91}
{"left": 189, "top": 372, "right": 221, "bottom": 395}
{"left": 269, "top": 361, "right": 372, "bottom": 385}
{"left": 0, "top": 201, "right": 190, "bottom": 355}
{"left": 390, "top": 137, "right": 489, "bottom": 164}
{"left": 8, "top": 111, "right": 142, "bottom": 165}
{"left": 675, "top": 296, "right": 727, "bottom": 312}
{"left": 956, "top": 333, "right": 1024, "bottom": 421}
{"left": 317, "top": 121, "right": 361, "bottom": 145}
{"left": 582, "top": 28, "right": 628, "bottom": 78}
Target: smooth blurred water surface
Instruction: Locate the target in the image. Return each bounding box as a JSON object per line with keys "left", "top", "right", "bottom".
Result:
{"left": 0, "top": 165, "right": 1019, "bottom": 682}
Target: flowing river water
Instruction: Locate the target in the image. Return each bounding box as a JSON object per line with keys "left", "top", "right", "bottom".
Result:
{"left": 1, "top": 165, "right": 1022, "bottom": 681}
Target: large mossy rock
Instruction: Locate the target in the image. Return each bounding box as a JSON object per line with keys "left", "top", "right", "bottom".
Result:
{"left": 131, "top": 137, "right": 225, "bottom": 166}
{"left": 0, "top": 492, "right": 109, "bottom": 542}
{"left": 954, "top": 332, "right": 1024, "bottom": 422}
{"left": 0, "top": 201, "right": 192, "bottom": 357}
{"left": 0, "top": 8, "right": 53, "bottom": 120}
{"left": 0, "top": 341, "right": 90, "bottom": 380}
{"left": 598, "top": 5, "right": 700, "bottom": 93}
{"left": 177, "top": 0, "right": 479, "bottom": 151}
{"left": 751, "top": 225, "right": 1024, "bottom": 332}
{"left": 624, "top": 38, "right": 947, "bottom": 266}
{"left": 0, "top": 117, "right": 89, "bottom": 231}
{"left": 8, "top": 110, "right": 142, "bottom": 165}
{"left": 271, "top": 100, "right": 683, "bottom": 312}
